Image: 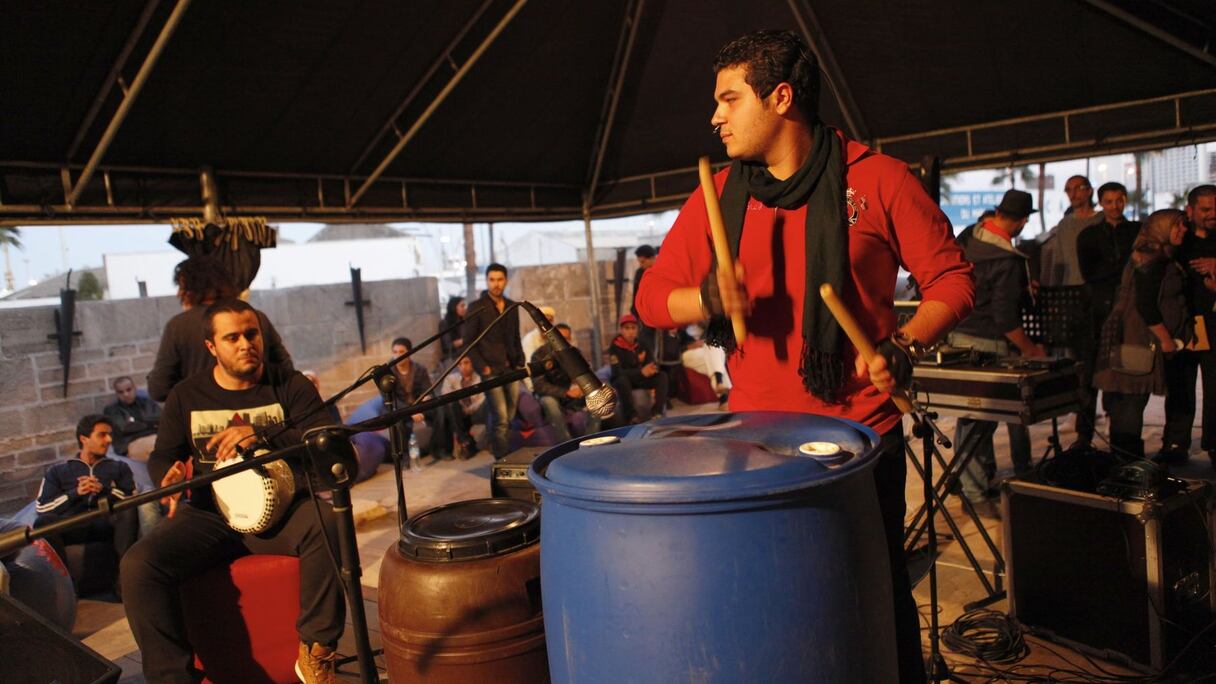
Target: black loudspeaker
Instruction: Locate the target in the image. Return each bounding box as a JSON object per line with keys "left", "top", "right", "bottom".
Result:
{"left": 1004, "top": 479, "right": 1215, "bottom": 671}
{"left": 490, "top": 447, "right": 545, "bottom": 503}
{"left": 0, "top": 591, "right": 121, "bottom": 684}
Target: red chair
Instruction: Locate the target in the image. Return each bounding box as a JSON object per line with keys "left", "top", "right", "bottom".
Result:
{"left": 181, "top": 554, "right": 302, "bottom": 684}
{"left": 678, "top": 367, "right": 720, "bottom": 405}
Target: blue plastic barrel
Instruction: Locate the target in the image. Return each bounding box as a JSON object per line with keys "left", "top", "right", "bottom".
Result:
{"left": 528, "top": 411, "right": 897, "bottom": 683}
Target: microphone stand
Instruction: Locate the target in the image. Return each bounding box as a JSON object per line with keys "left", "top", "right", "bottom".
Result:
{"left": 0, "top": 366, "right": 540, "bottom": 684}
{"left": 907, "top": 400, "right": 967, "bottom": 683}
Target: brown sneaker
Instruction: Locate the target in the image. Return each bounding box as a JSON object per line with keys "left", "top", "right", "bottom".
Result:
{"left": 295, "top": 641, "right": 337, "bottom": 684}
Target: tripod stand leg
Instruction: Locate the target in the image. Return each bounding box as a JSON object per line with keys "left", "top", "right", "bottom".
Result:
{"left": 331, "top": 486, "right": 379, "bottom": 684}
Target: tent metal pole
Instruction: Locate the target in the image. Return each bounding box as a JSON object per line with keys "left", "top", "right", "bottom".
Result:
{"left": 1081, "top": 0, "right": 1216, "bottom": 68}
{"left": 787, "top": 0, "right": 870, "bottom": 142}
{"left": 66, "top": 0, "right": 192, "bottom": 208}
{"left": 583, "top": 199, "right": 604, "bottom": 367}
{"left": 348, "top": 0, "right": 528, "bottom": 208}
{"left": 876, "top": 88, "right": 1216, "bottom": 145}
{"left": 347, "top": 0, "right": 495, "bottom": 175}
{"left": 584, "top": 0, "right": 645, "bottom": 202}
{"left": 67, "top": 0, "right": 162, "bottom": 161}
{"left": 582, "top": 0, "right": 644, "bottom": 364}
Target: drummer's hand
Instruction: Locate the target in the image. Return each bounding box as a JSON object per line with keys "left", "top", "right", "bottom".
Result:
{"left": 206, "top": 425, "right": 257, "bottom": 462}
{"left": 716, "top": 262, "right": 750, "bottom": 321}
{"left": 160, "top": 460, "right": 188, "bottom": 518}
{"left": 855, "top": 352, "right": 897, "bottom": 395}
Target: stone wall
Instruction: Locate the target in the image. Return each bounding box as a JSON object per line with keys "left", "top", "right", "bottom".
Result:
{"left": 0, "top": 259, "right": 629, "bottom": 514}
{"left": 0, "top": 278, "right": 439, "bottom": 514}
{"left": 509, "top": 259, "right": 623, "bottom": 362}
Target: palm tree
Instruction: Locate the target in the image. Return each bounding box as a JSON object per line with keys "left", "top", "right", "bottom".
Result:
{"left": 991, "top": 165, "right": 1038, "bottom": 190}
{"left": 0, "top": 227, "right": 21, "bottom": 293}
{"left": 0, "top": 226, "right": 21, "bottom": 249}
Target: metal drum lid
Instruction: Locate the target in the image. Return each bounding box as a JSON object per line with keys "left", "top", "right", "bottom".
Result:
{"left": 398, "top": 498, "right": 539, "bottom": 562}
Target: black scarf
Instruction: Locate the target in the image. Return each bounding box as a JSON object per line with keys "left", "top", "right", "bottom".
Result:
{"left": 706, "top": 123, "right": 849, "bottom": 402}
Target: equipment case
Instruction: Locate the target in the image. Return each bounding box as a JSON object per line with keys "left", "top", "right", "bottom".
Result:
{"left": 1002, "top": 478, "right": 1215, "bottom": 671}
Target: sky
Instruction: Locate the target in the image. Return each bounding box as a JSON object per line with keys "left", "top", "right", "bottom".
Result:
{"left": 4, "top": 144, "right": 1207, "bottom": 294}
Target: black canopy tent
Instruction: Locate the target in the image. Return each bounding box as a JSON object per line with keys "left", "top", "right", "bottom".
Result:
{"left": 2, "top": 0, "right": 1214, "bottom": 346}
{"left": 3, "top": 0, "right": 1214, "bottom": 224}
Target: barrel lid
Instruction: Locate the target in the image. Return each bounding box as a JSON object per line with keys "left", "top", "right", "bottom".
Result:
{"left": 533, "top": 412, "right": 878, "bottom": 505}
{"left": 398, "top": 498, "right": 539, "bottom": 562}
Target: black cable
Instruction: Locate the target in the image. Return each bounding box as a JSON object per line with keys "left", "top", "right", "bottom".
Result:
{"left": 941, "top": 609, "right": 1029, "bottom": 665}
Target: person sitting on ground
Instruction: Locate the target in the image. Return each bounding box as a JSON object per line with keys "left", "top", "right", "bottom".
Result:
{"left": 103, "top": 376, "right": 161, "bottom": 461}
{"left": 606, "top": 314, "right": 669, "bottom": 423}
{"left": 521, "top": 305, "right": 556, "bottom": 363}
{"left": 34, "top": 415, "right": 139, "bottom": 591}
{"left": 147, "top": 255, "right": 293, "bottom": 401}
{"left": 388, "top": 337, "right": 436, "bottom": 456}
{"left": 302, "top": 370, "right": 343, "bottom": 424}
{"left": 435, "top": 356, "right": 486, "bottom": 459}
{"left": 532, "top": 323, "right": 603, "bottom": 442}
{"left": 681, "top": 323, "right": 731, "bottom": 408}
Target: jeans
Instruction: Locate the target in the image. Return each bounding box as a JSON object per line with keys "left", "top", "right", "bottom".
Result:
{"left": 1164, "top": 349, "right": 1216, "bottom": 451}
{"left": 873, "top": 429, "right": 926, "bottom": 684}
{"left": 537, "top": 394, "right": 602, "bottom": 442}
{"left": 947, "top": 332, "right": 1032, "bottom": 502}
{"left": 35, "top": 507, "right": 140, "bottom": 576}
{"left": 1107, "top": 391, "right": 1151, "bottom": 458}
{"left": 485, "top": 379, "right": 521, "bottom": 457}
{"left": 120, "top": 501, "right": 345, "bottom": 684}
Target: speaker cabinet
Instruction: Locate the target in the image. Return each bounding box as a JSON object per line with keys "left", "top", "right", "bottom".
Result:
{"left": 0, "top": 590, "right": 121, "bottom": 684}
{"left": 1003, "top": 479, "right": 1215, "bottom": 671}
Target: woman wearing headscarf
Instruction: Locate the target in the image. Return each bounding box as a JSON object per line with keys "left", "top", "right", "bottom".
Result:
{"left": 1094, "top": 209, "right": 1192, "bottom": 459}
{"left": 439, "top": 296, "right": 467, "bottom": 365}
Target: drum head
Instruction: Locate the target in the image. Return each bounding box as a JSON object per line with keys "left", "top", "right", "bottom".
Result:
{"left": 399, "top": 498, "right": 539, "bottom": 562}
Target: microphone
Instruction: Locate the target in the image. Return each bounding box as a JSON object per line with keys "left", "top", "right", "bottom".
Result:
{"left": 520, "top": 301, "right": 617, "bottom": 418}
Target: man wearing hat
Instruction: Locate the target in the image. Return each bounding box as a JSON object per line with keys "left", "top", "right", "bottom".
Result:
{"left": 607, "top": 313, "right": 670, "bottom": 423}
{"left": 948, "top": 189, "right": 1046, "bottom": 517}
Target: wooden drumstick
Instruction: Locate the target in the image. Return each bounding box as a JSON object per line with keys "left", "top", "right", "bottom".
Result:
{"left": 698, "top": 156, "right": 747, "bottom": 344}
{"left": 819, "top": 283, "right": 915, "bottom": 414}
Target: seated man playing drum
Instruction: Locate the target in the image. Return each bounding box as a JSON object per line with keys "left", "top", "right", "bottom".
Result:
{"left": 120, "top": 298, "right": 345, "bottom": 684}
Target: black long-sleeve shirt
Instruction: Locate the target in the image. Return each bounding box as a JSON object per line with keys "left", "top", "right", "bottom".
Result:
{"left": 462, "top": 291, "right": 524, "bottom": 375}
{"left": 147, "top": 306, "right": 293, "bottom": 402}
{"left": 1077, "top": 219, "right": 1140, "bottom": 317}
{"left": 149, "top": 364, "right": 328, "bottom": 510}
{"left": 1178, "top": 230, "right": 1216, "bottom": 324}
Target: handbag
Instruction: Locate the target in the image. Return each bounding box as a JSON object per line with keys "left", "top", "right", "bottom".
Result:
{"left": 1115, "top": 343, "right": 1155, "bottom": 375}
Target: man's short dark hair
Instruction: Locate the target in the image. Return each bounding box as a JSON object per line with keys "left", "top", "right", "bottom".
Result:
{"left": 713, "top": 29, "right": 820, "bottom": 121}
{"left": 174, "top": 256, "right": 239, "bottom": 307}
{"left": 1188, "top": 184, "right": 1216, "bottom": 206}
{"left": 634, "top": 245, "right": 656, "bottom": 259}
{"left": 76, "top": 414, "right": 112, "bottom": 447}
{"left": 391, "top": 337, "right": 412, "bottom": 351}
{"left": 486, "top": 263, "right": 508, "bottom": 278}
{"left": 202, "top": 298, "right": 256, "bottom": 341}
{"left": 1097, "top": 182, "right": 1128, "bottom": 201}
{"left": 112, "top": 375, "right": 134, "bottom": 390}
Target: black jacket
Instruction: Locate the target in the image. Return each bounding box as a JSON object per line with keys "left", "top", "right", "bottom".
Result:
{"left": 1077, "top": 219, "right": 1141, "bottom": 319}
{"left": 953, "top": 227, "right": 1030, "bottom": 339}
{"left": 463, "top": 291, "right": 525, "bottom": 375}
{"left": 606, "top": 335, "right": 650, "bottom": 383}
{"left": 104, "top": 395, "right": 161, "bottom": 455}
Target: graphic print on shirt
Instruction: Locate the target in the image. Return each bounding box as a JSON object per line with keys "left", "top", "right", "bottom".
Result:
{"left": 189, "top": 402, "right": 283, "bottom": 465}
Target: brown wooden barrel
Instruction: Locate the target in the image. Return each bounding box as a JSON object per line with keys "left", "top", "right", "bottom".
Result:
{"left": 378, "top": 498, "right": 548, "bottom": 683}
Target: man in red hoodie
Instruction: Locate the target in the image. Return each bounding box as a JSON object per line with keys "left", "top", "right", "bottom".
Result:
{"left": 635, "top": 30, "right": 973, "bottom": 683}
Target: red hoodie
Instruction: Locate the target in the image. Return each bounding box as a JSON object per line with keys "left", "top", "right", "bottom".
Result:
{"left": 635, "top": 131, "right": 973, "bottom": 434}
